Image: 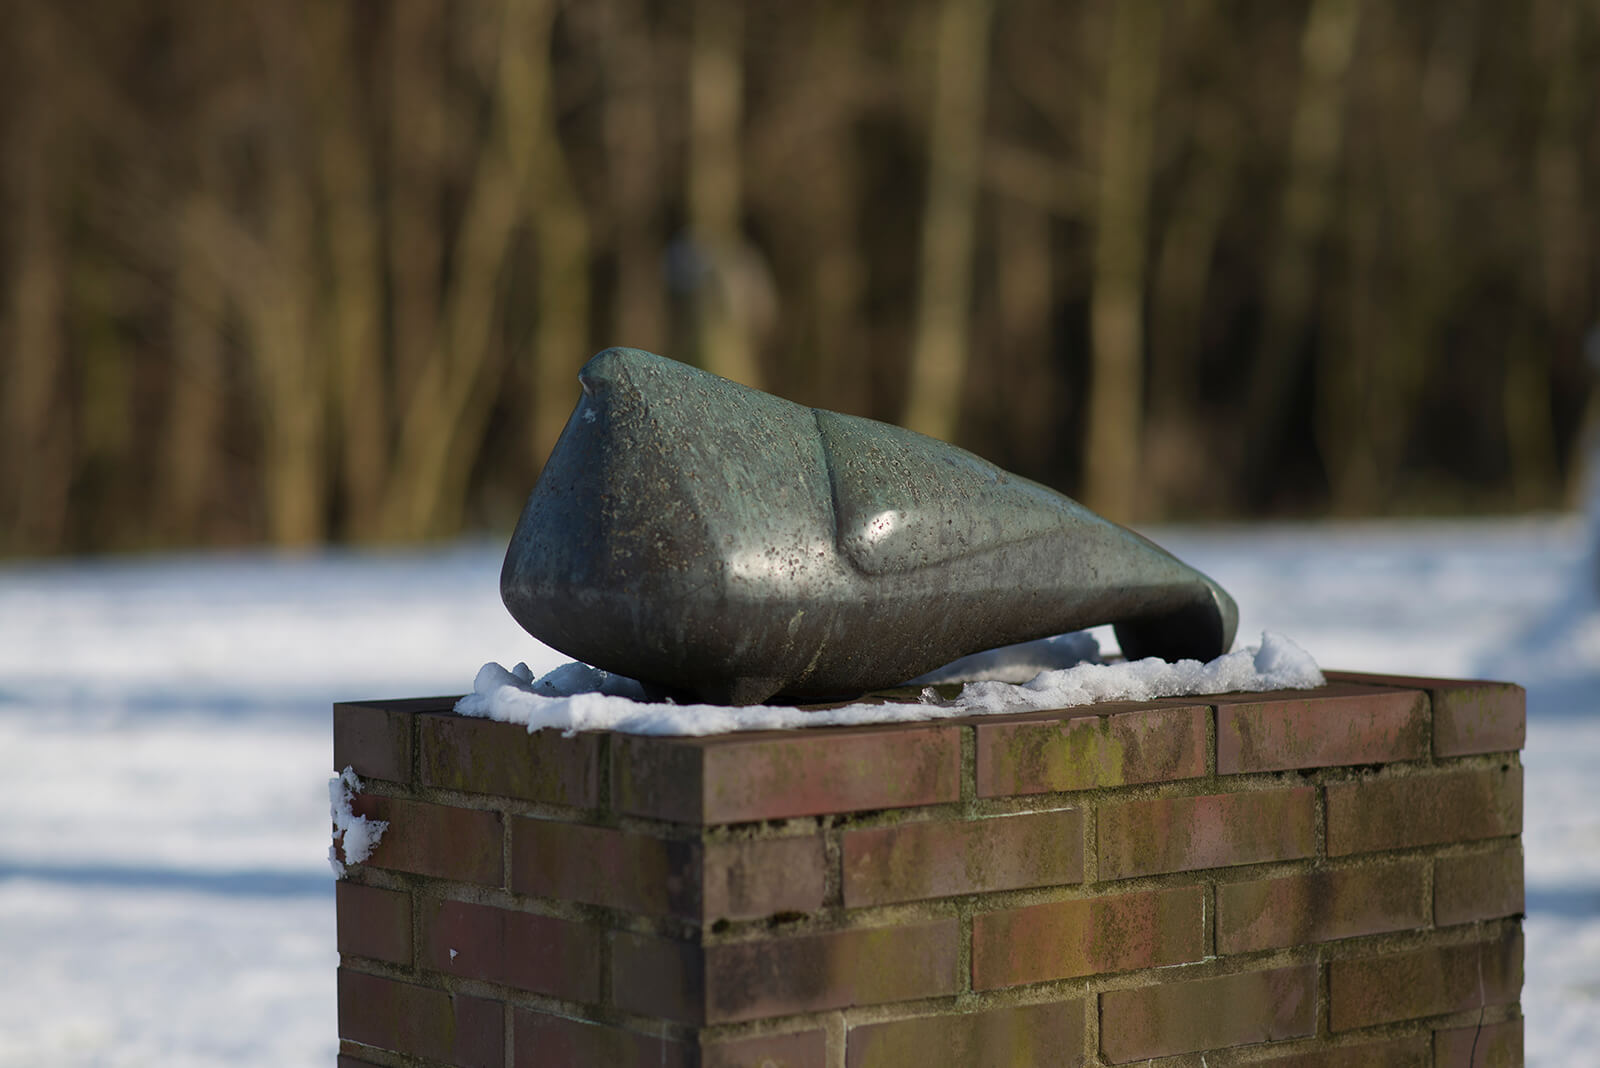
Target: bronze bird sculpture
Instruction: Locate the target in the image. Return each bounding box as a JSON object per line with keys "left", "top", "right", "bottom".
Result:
{"left": 502, "top": 348, "right": 1237, "bottom": 705}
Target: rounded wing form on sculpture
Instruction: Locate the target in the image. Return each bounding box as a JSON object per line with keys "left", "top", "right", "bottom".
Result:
{"left": 501, "top": 348, "right": 1239, "bottom": 705}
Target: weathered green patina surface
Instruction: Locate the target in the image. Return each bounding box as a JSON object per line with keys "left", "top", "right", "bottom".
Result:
{"left": 502, "top": 348, "right": 1237, "bottom": 704}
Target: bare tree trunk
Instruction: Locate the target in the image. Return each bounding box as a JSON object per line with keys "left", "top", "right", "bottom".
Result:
{"left": 386, "top": 0, "right": 445, "bottom": 413}
{"left": 992, "top": 194, "right": 1056, "bottom": 476}
{"left": 1241, "top": 0, "right": 1363, "bottom": 506}
{"left": 160, "top": 194, "right": 229, "bottom": 543}
{"left": 902, "top": 0, "right": 994, "bottom": 444}
{"left": 242, "top": 4, "right": 332, "bottom": 546}
{"left": 805, "top": 5, "right": 869, "bottom": 415}
{"left": 1316, "top": 4, "right": 1465, "bottom": 514}
{"left": 1144, "top": 1, "right": 1238, "bottom": 518}
{"left": 594, "top": 0, "right": 667, "bottom": 354}
{"left": 1321, "top": 152, "right": 1382, "bottom": 514}
{"left": 1, "top": 58, "right": 73, "bottom": 553}
{"left": 1518, "top": 0, "right": 1586, "bottom": 507}
{"left": 531, "top": 180, "right": 592, "bottom": 471}
{"left": 687, "top": 0, "right": 763, "bottom": 388}
{"left": 249, "top": 159, "right": 327, "bottom": 547}
{"left": 1082, "top": 0, "right": 1163, "bottom": 523}
{"left": 378, "top": 0, "right": 552, "bottom": 538}
{"left": 529, "top": 20, "right": 594, "bottom": 471}
{"left": 312, "top": 3, "right": 388, "bottom": 537}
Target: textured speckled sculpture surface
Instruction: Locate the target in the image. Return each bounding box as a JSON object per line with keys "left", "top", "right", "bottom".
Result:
{"left": 502, "top": 348, "right": 1238, "bottom": 704}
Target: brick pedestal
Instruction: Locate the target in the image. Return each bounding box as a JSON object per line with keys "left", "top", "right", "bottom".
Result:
{"left": 332, "top": 671, "right": 1525, "bottom": 1067}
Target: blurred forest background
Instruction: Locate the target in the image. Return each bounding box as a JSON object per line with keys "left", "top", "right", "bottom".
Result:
{"left": 2, "top": 0, "right": 1597, "bottom": 556}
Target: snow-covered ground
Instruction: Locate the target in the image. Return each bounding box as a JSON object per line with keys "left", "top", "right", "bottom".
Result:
{"left": 0, "top": 519, "right": 1594, "bottom": 1066}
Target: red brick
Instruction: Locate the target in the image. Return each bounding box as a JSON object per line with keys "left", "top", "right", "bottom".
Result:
{"left": 338, "top": 968, "right": 502, "bottom": 1068}
{"left": 846, "top": 1001, "right": 1086, "bottom": 1067}
{"left": 512, "top": 1010, "right": 692, "bottom": 1068}
{"left": 842, "top": 809, "right": 1083, "bottom": 907}
{"left": 1250, "top": 1036, "right": 1431, "bottom": 1066}
{"left": 609, "top": 933, "right": 704, "bottom": 1024}
{"left": 973, "top": 886, "right": 1203, "bottom": 989}
{"left": 703, "top": 1031, "right": 828, "bottom": 1068}
{"left": 976, "top": 705, "right": 1206, "bottom": 797}
{"left": 1436, "top": 843, "right": 1525, "bottom": 927}
{"left": 334, "top": 700, "right": 419, "bottom": 783}
{"left": 1218, "top": 687, "right": 1426, "bottom": 774}
{"left": 1099, "top": 964, "right": 1316, "bottom": 1062}
{"left": 336, "top": 881, "right": 412, "bottom": 965}
{"left": 708, "top": 921, "right": 961, "bottom": 1023}
{"left": 422, "top": 898, "right": 600, "bottom": 1002}
{"left": 1434, "top": 1018, "right": 1522, "bottom": 1067}
{"left": 511, "top": 1014, "right": 826, "bottom": 1068}
{"left": 1326, "top": 767, "right": 1521, "bottom": 857}
{"left": 337, "top": 1056, "right": 388, "bottom": 1068}
{"left": 512, "top": 818, "right": 698, "bottom": 917}
{"left": 1325, "top": 672, "right": 1526, "bottom": 757}
{"left": 421, "top": 712, "right": 599, "bottom": 807}
{"left": 348, "top": 794, "right": 503, "bottom": 886}
{"left": 1329, "top": 930, "right": 1522, "bottom": 1031}
{"left": 1097, "top": 788, "right": 1315, "bottom": 880}
{"left": 612, "top": 921, "right": 961, "bottom": 1024}
{"left": 704, "top": 836, "right": 827, "bottom": 922}
{"left": 612, "top": 725, "right": 961, "bottom": 824}
{"left": 1216, "top": 861, "right": 1428, "bottom": 954}
{"left": 512, "top": 819, "right": 823, "bottom": 922}
{"left": 1431, "top": 683, "right": 1526, "bottom": 758}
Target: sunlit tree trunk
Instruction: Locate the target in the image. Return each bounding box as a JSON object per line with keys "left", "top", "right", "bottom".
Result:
{"left": 687, "top": 0, "right": 763, "bottom": 388}
{"left": 248, "top": 158, "right": 327, "bottom": 547}
{"left": 529, "top": 54, "right": 593, "bottom": 471}
{"left": 239, "top": 2, "right": 328, "bottom": 546}
{"left": 380, "top": 0, "right": 554, "bottom": 539}
{"left": 595, "top": 0, "right": 667, "bottom": 355}
{"left": 386, "top": 0, "right": 445, "bottom": 421}
{"left": 312, "top": 3, "right": 388, "bottom": 537}
{"left": 902, "top": 0, "right": 994, "bottom": 444}
{"left": 1082, "top": 0, "right": 1163, "bottom": 523}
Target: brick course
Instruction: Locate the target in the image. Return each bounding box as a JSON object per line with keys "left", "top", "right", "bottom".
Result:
{"left": 1434, "top": 1018, "right": 1523, "bottom": 1067}
{"left": 345, "top": 793, "right": 502, "bottom": 885}
{"left": 1097, "top": 787, "right": 1316, "bottom": 879}
{"left": 1325, "top": 671, "right": 1526, "bottom": 757}
{"left": 333, "top": 670, "right": 1524, "bottom": 1066}
{"left": 335, "top": 881, "right": 412, "bottom": 965}
{"left": 1328, "top": 930, "right": 1523, "bottom": 1031}
{"left": 420, "top": 711, "right": 599, "bottom": 807}
{"left": 972, "top": 885, "right": 1203, "bottom": 988}
{"left": 510, "top": 1010, "right": 827, "bottom": 1068}
{"left": 975, "top": 704, "right": 1207, "bottom": 796}
{"left": 1099, "top": 964, "right": 1317, "bottom": 1062}
{"left": 846, "top": 1001, "right": 1085, "bottom": 1067}
{"left": 1251, "top": 1037, "right": 1431, "bottom": 1066}
{"left": 1215, "top": 861, "right": 1428, "bottom": 953}
{"left": 1216, "top": 684, "right": 1427, "bottom": 773}
{"left": 1325, "top": 765, "right": 1521, "bottom": 856}
{"left": 1435, "top": 841, "right": 1525, "bottom": 927}
{"left": 337, "top": 969, "right": 502, "bottom": 1068}
{"left": 420, "top": 897, "right": 600, "bottom": 1001}
{"left": 842, "top": 808, "right": 1083, "bottom": 906}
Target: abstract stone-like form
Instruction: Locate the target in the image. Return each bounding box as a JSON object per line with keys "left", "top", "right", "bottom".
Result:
{"left": 502, "top": 348, "right": 1238, "bottom": 704}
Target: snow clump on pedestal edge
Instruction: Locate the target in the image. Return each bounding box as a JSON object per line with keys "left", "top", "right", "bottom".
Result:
{"left": 328, "top": 766, "right": 387, "bottom": 878}
{"left": 456, "top": 630, "right": 1325, "bottom": 738}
